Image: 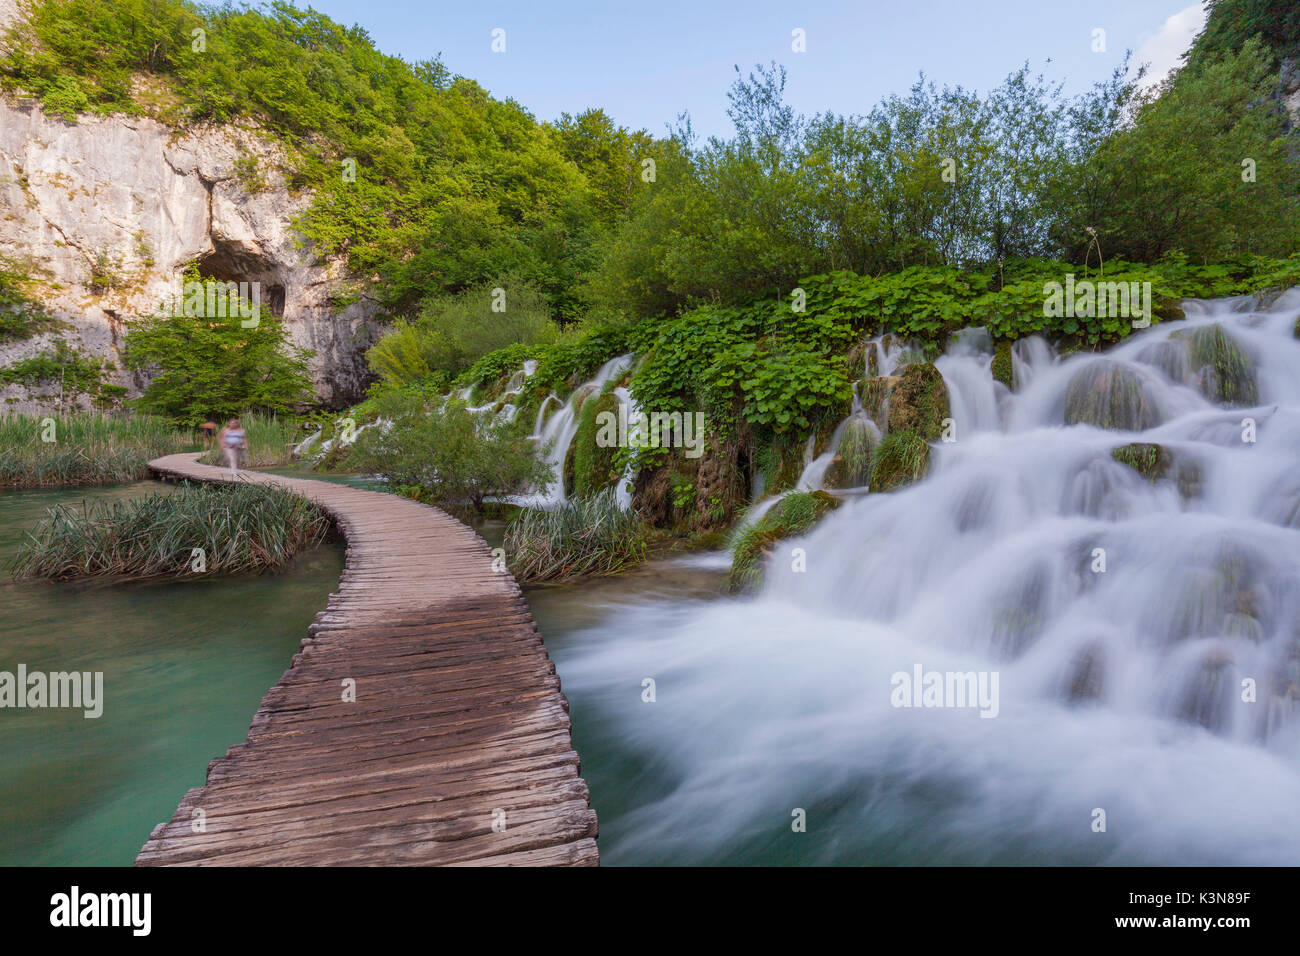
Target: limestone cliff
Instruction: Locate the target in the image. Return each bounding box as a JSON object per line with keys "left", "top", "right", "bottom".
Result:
{"left": 0, "top": 94, "right": 382, "bottom": 413}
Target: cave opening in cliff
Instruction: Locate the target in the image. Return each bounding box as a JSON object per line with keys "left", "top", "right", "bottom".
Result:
{"left": 196, "top": 242, "right": 285, "bottom": 318}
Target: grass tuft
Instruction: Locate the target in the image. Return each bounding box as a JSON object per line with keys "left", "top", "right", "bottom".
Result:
{"left": 11, "top": 481, "right": 331, "bottom": 580}
{"left": 504, "top": 490, "right": 646, "bottom": 582}
{"left": 0, "top": 412, "right": 193, "bottom": 488}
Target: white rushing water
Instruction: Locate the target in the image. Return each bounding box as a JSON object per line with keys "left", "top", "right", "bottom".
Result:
{"left": 511, "top": 354, "right": 635, "bottom": 508}
{"left": 552, "top": 291, "right": 1300, "bottom": 864}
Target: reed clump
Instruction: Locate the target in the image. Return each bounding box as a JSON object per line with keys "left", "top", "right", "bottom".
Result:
{"left": 504, "top": 489, "right": 646, "bottom": 582}
{"left": 0, "top": 412, "right": 193, "bottom": 488}
{"left": 12, "top": 481, "right": 331, "bottom": 579}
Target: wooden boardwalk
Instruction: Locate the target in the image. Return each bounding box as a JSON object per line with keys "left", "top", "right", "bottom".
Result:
{"left": 135, "top": 453, "right": 597, "bottom": 866}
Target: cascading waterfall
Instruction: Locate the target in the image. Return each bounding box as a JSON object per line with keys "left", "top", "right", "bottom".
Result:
{"left": 551, "top": 290, "right": 1300, "bottom": 865}
{"left": 512, "top": 354, "right": 635, "bottom": 508}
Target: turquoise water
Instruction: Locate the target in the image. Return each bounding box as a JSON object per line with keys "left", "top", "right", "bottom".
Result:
{"left": 0, "top": 480, "right": 344, "bottom": 865}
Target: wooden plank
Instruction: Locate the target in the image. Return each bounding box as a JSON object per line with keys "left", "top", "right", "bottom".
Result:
{"left": 134, "top": 453, "right": 597, "bottom": 867}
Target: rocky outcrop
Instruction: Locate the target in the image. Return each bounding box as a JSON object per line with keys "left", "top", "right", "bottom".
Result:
{"left": 1063, "top": 360, "right": 1161, "bottom": 431}
{"left": 0, "top": 96, "right": 382, "bottom": 412}
{"left": 886, "top": 362, "right": 950, "bottom": 439}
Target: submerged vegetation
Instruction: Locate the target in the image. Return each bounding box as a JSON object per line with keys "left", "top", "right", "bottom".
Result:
{"left": 11, "top": 482, "right": 330, "bottom": 579}
{"left": 0, "top": 413, "right": 193, "bottom": 489}
{"left": 505, "top": 490, "right": 647, "bottom": 583}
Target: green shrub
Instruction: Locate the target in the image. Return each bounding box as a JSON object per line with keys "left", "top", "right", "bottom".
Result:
{"left": 348, "top": 393, "right": 550, "bottom": 513}
{"left": 123, "top": 273, "right": 315, "bottom": 425}
{"left": 12, "top": 482, "right": 330, "bottom": 579}
{"left": 504, "top": 489, "right": 646, "bottom": 582}
{"left": 0, "top": 340, "right": 106, "bottom": 396}
{"left": 0, "top": 259, "right": 53, "bottom": 342}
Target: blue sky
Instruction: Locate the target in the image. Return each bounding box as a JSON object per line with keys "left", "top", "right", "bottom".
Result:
{"left": 305, "top": 0, "right": 1208, "bottom": 138}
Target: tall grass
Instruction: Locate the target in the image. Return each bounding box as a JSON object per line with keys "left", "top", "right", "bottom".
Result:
{"left": 504, "top": 490, "right": 646, "bottom": 582}
{"left": 12, "top": 482, "right": 331, "bottom": 580}
{"left": 198, "top": 411, "right": 298, "bottom": 468}
{"left": 0, "top": 412, "right": 194, "bottom": 488}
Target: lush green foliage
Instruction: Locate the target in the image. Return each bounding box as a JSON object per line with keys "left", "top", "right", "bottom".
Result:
{"left": 12, "top": 481, "right": 330, "bottom": 579}
{"left": 1058, "top": 38, "right": 1300, "bottom": 264}
{"left": 0, "top": 340, "right": 108, "bottom": 399}
{"left": 1188, "top": 0, "right": 1300, "bottom": 70}
{"left": 366, "top": 276, "right": 558, "bottom": 385}
{"left": 123, "top": 275, "right": 314, "bottom": 425}
{"left": 348, "top": 393, "right": 550, "bottom": 513}
{"left": 504, "top": 489, "right": 646, "bottom": 582}
{"left": 0, "top": 412, "right": 193, "bottom": 488}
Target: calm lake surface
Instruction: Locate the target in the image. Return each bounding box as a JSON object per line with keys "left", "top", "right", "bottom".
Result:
{"left": 0, "top": 480, "right": 344, "bottom": 865}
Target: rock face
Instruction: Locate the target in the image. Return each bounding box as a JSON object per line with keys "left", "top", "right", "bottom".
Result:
{"left": 0, "top": 96, "right": 382, "bottom": 412}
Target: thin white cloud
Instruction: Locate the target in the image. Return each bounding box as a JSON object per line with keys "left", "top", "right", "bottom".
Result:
{"left": 1135, "top": 1, "right": 1210, "bottom": 88}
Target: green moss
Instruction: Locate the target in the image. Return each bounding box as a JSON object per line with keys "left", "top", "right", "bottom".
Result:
{"left": 571, "top": 390, "right": 621, "bottom": 498}
{"left": 1063, "top": 361, "right": 1159, "bottom": 430}
{"left": 823, "top": 416, "right": 876, "bottom": 489}
{"left": 886, "top": 362, "right": 950, "bottom": 439}
{"left": 758, "top": 438, "right": 805, "bottom": 496}
{"left": 857, "top": 377, "right": 891, "bottom": 425}
{"left": 728, "top": 490, "right": 840, "bottom": 592}
{"left": 1293, "top": 315, "right": 1300, "bottom": 340}
{"left": 1173, "top": 323, "right": 1257, "bottom": 406}
{"left": 869, "top": 431, "right": 930, "bottom": 492}
{"left": 1110, "top": 442, "right": 1169, "bottom": 481}
{"left": 991, "top": 340, "right": 1014, "bottom": 390}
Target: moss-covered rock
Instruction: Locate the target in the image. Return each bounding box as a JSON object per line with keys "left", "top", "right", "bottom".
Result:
{"left": 693, "top": 435, "right": 745, "bottom": 532}
{"left": 857, "top": 376, "right": 893, "bottom": 427}
{"left": 728, "top": 490, "right": 840, "bottom": 592}
{"left": 1110, "top": 442, "right": 1169, "bottom": 481}
{"left": 869, "top": 430, "right": 930, "bottom": 492}
{"left": 1172, "top": 323, "right": 1257, "bottom": 407}
{"left": 1293, "top": 314, "right": 1300, "bottom": 340}
{"left": 1063, "top": 360, "right": 1160, "bottom": 431}
{"left": 823, "top": 416, "right": 876, "bottom": 489}
{"left": 571, "top": 390, "right": 621, "bottom": 498}
{"left": 886, "top": 362, "right": 950, "bottom": 439}
{"left": 991, "top": 340, "right": 1014, "bottom": 390}
{"left": 759, "top": 438, "right": 805, "bottom": 496}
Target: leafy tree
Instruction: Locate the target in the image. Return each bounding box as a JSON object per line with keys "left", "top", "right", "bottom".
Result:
{"left": 1058, "top": 38, "right": 1300, "bottom": 263}
{"left": 123, "top": 281, "right": 314, "bottom": 425}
